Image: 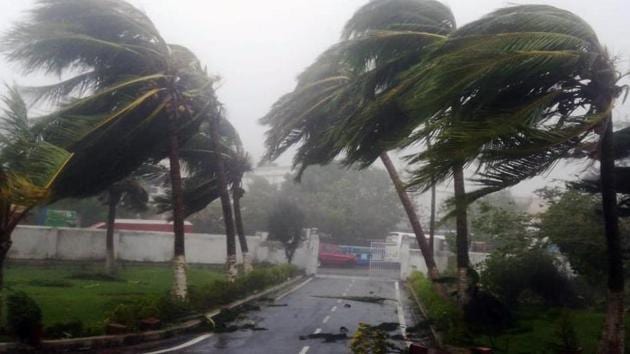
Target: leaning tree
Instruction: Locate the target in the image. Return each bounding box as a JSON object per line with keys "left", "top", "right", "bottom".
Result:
{"left": 261, "top": 0, "right": 456, "bottom": 285}
{"left": 0, "top": 88, "right": 74, "bottom": 289}
{"left": 158, "top": 113, "right": 250, "bottom": 281}
{"left": 2, "top": 0, "right": 228, "bottom": 299}
{"left": 356, "top": 5, "right": 626, "bottom": 350}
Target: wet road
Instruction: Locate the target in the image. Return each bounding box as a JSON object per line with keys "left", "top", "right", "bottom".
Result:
{"left": 142, "top": 275, "right": 426, "bottom": 354}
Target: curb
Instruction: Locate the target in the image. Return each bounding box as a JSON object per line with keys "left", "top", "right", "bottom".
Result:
{"left": 0, "top": 275, "right": 309, "bottom": 353}
{"left": 405, "top": 282, "right": 444, "bottom": 348}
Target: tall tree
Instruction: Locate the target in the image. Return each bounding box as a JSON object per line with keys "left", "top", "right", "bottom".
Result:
{"left": 268, "top": 199, "right": 305, "bottom": 264}
{"left": 229, "top": 148, "right": 253, "bottom": 272}
{"left": 3, "top": 0, "right": 225, "bottom": 299}
{"left": 355, "top": 5, "right": 625, "bottom": 348}
{"left": 158, "top": 114, "right": 247, "bottom": 280}
{"left": 261, "top": 0, "right": 456, "bottom": 285}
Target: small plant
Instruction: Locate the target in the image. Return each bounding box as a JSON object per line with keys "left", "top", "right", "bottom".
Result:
{"left": 6, "top": 291, "right": 43, "bottom": 344}
{"left": 549, "top": 311, "right": 581, "bottom": 353}
{"left": 351, "top": 323, "right": 389, "bottom": 354}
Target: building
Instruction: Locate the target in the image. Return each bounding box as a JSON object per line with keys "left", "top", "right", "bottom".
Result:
{"left": 243, "top": 163, "right": 293, "bottom": 189}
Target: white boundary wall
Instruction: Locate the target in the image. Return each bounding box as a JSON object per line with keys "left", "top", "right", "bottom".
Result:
{"left": 9, "top": 225, "right": 319, "bottom": 274}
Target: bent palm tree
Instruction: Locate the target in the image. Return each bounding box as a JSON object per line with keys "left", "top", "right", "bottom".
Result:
{"left": 0, "top": 88, "right": 73, "bottom": 288}
{"left": 3, "top": 0, "right": 223, "bottom": 299}
{"left": 261, "top": 0, "right": 455, "bottom": 285}
{"left": 356, "top": 5, "right": 624, "bottom": 349}
{"left": 158, "top": 114, "right": 247, "bottom": 280}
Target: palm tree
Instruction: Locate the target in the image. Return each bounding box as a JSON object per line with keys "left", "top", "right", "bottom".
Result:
{"left": 3, "top": 0, "right": 223, "bottom": 299}
{"left": 229, "top": 148, "right": 254, "bottom": 273}
{"left": 0, "top": 88, "right": 73, "bottom": 288}
{"left": 100, "top": 175, "right": 152, "bottom": 275}
{"left": 158, "top": 114, "right": 248, "bottom": 280}
{"left": 261, "top": 0, "right": 455, "bottom": 286}
{"left": 359, "top": 5, "right": 624, "bottom": 349}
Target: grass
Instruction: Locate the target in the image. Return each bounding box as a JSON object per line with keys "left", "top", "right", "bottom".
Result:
{"left": 408, "top": 271, "right": 612, "bottom": 353}
{"left": 475, "top": 306, "right": 605, "bottom": 353}
{"left": 3, "top": 263, "right": 225, "bottom": 332}
{"left": 408, "top": 272, "right": 464, "bottom": 344}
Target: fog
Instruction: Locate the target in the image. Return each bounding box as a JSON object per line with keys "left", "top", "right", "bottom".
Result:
{"left": 0, "top": 0, "right": 628, "bottom": 197}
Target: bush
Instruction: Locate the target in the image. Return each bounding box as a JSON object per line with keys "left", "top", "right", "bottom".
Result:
{"left": 105, "top": 294, "right": 195, "bottom": 330}
{"left": 6, "top": 291, "right": 43, "bottom": 344}
{"left": 408, "top": 272, "right": 470, "bottom": 344}
{"left": 480, "top": 250, "right": 579, "bottom": 307}
{"left": 100, "top": 264, "right": 299, "bottom": 332}
{"left": 189, "top": 264, "right": 300, "bottom": 312}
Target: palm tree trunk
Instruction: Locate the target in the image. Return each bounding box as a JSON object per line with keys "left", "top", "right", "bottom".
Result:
{"left": 453, "top": 162, "right": 470, "bottom": 307}
{"left": 168, "top": 117, "right": 188, "bottom": 300}
{"left": 232, "top": 182, "right": 252, "bottom": 273}
{"left": 105, "top": 191, "right": 120, "bottom": 275}
{"left": 429, "top": 183, "right": 436, "bottom": 258}
{"left": 209, "top": 114, "right": 238, "bottom": 282}
{"left": 598, "top": 114, "right": 624, "bottom": 354}
{"left": 379, "top": 152, "right": 441, "bottom": 282}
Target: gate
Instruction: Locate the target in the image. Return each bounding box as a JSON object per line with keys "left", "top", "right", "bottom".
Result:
{"left": 368, "top": 241, "right": 401, "bottom": 279}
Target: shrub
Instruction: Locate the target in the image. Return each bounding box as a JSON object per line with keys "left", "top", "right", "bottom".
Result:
{"left": 480, "top": 250, "right": 579, "bottom": 307}
{"left": 408, "top": 272, "right": 470, "bottom": 344}
{"left": 6, "top": 291, "right": 43, "bottom": 344}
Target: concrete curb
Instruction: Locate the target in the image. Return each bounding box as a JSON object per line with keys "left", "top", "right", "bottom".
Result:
{"left": 405, "top": 281, "right": 444, "bottom": 348}
{"left": 0, "top": 275, "right": 309, "bottom": 353}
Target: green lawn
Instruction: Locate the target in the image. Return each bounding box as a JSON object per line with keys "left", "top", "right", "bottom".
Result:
{"left": 4, "top": 263, "right": 225, "bottom": 331}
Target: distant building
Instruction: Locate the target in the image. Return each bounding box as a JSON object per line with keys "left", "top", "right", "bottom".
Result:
{"left": 243, "top": 163, "right": 293, "bottom": 188}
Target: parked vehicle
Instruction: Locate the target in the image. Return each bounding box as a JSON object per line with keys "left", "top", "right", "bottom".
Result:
{"left": 319, "top": 243, "right": 357, "bottom": 267}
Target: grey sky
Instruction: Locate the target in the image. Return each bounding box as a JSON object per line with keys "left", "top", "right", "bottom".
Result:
{"left": 0, "top": 0, "right": 628, "bottom": 199}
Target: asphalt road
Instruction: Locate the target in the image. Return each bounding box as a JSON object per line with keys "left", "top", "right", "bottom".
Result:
{"left": 136, "top": 274, "right": 429, "bottom": 354}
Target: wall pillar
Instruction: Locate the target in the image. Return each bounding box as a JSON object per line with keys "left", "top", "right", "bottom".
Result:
{"left": 399, "top": 235, "right": 411, "bottom": 280}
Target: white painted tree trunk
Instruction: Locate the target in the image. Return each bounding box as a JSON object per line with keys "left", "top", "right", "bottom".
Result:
{"left": 172, "top": 255, "right": 188, "bottom": 300}
{"left": 226, "top": 254, "right": 238, "bottom": 282}
{"left": 242, "top": 252, "right": 253, "bottom": 273}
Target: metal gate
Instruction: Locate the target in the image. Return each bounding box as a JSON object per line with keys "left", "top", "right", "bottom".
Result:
{"left": 369, "top": 241, "right": 401, "bottom": 279}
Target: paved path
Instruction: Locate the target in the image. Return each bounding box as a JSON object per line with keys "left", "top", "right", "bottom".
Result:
{"left": 133, "top": 275, "right": 429, "bottom": 354}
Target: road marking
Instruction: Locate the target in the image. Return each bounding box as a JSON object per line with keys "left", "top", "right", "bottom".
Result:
{"left": 394, "top": 281, "right": 410, "bottom": 345}
{"left": 337, "top": 299, "right": 342, "bottom": 304}
{"left": 331, "top": 305, "right": 337, "bottom": 312}
{"left": 275, "top": 277, "right": 313, "bottom": 301}
{"left": 322, "top": 315, "right": 330, "bottom": 324}
{"left": 299, "top": 345, "right": 310, "bottom": 354}
{"left": 314, "top": 328, "right": 322, "bottom": 334}
{"left": 143, "top": 333, "right": 213, "bottom": 354}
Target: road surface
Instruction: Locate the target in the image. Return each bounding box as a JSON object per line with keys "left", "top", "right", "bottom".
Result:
{"left": 132, "top": 274, "right": 430, "bottom": 354}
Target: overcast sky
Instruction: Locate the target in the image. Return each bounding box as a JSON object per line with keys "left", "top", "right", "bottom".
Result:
{"left": 1, "top": 0, "right": 629, "bottom": 199}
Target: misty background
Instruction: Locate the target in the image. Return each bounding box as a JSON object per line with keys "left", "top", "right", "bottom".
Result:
{"left": 0, "top": 0, "right": 628, "bottom": 200}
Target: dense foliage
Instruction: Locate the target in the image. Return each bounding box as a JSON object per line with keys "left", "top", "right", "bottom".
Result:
{"left": 192, "top": 164, "right": 404, "bottom": 243}
{"left": 267, "top": 199, "right": 306, "bottom": 263}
